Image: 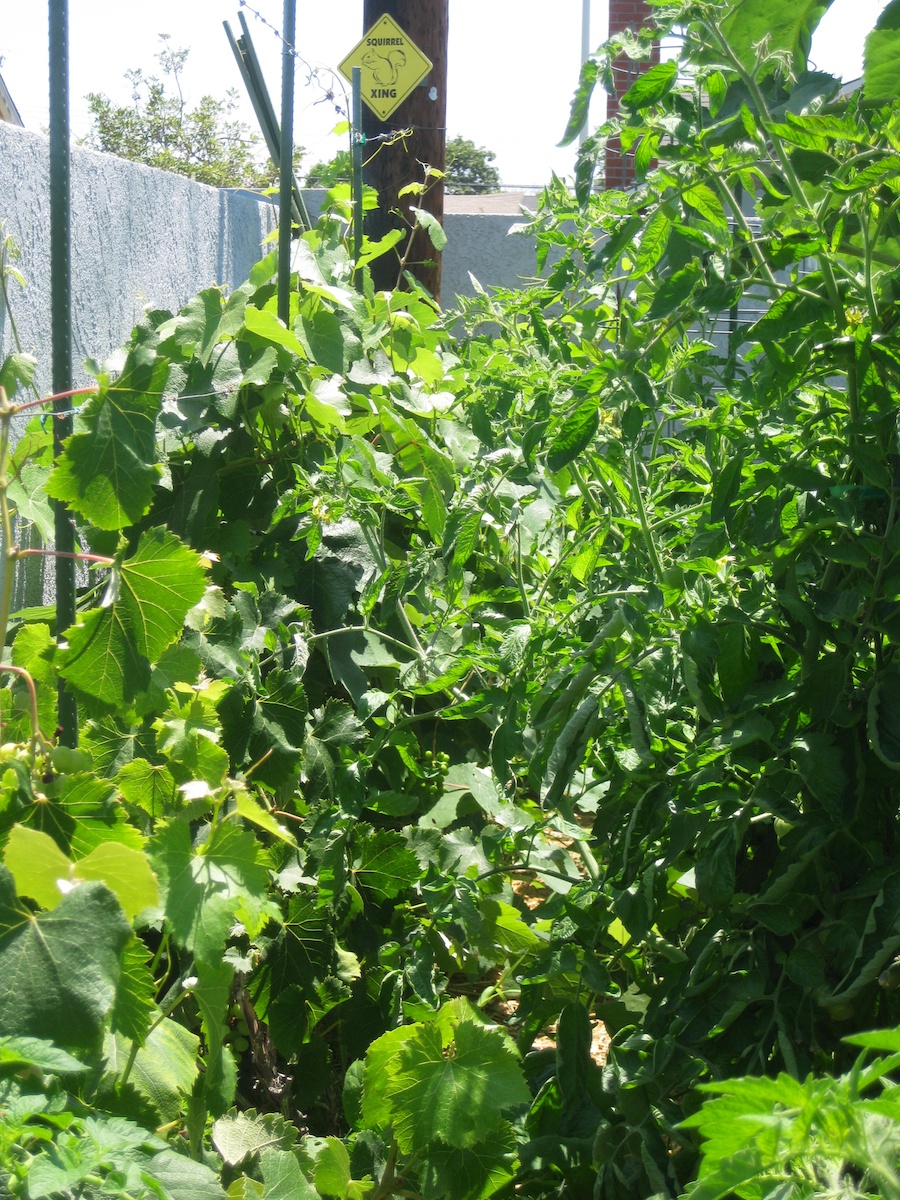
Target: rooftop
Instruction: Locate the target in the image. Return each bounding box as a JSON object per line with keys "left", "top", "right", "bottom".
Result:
{"left": 0, "top": 71, "right": 23, "bottom": 127}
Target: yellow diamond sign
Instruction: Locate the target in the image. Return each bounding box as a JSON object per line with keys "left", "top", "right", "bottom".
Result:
{"left": 339, "top": 15, "right": 433, "bottom": 121}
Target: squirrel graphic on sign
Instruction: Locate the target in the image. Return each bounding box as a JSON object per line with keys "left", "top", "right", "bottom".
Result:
{"left": 362, "top": 47, "right": 406, "bottom": 86}
{"left": 340, "top": 16, "right": 431, "bottom": 119}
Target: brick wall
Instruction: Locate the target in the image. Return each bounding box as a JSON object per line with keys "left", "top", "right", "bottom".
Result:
{"left": 606, "top": 0, "right": 658, "bottom": 188}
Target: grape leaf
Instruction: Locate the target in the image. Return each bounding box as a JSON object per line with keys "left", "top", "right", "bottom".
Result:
{"left": 3, "top": 824, "right": 72, "bottom": 910}
{"left": 353, "top": 830, "right": 420, "bottom": 901}
{"left": 212, "top": 1107, "right": 299, "bottom": 1166}
{"left": 6, "top": 772, "right": 142, "bottom": 858}
{"left": 243, "top": 305, "right": 307, "bottom": 357}
{"left": 0, "top": 350, "right": 37, "bottom": 399}
{"left": 156, "top": 694, "right": 230, "bottom": 788}
{"left": 361, "top": 1005, "right": 528, "bottom": 1155}
{"left": 194, "top": 960, "right": 238, "bottom": 1117}
{"left": 419, "top": 1122, "right": 518, "bottom": 1200}
{"left": 389, "top": 1018, "right": 529, "bottom": 1152}
{"left": 314, "top": 1137, "right": 354, "bottom": 1197}
{"left": 218, "top": 672, "right": 309, "bottom": 786}
{"left": 260, "top": 1148, "right": 319, "bottom": 1200}
{"left": 157, "top": 286, "right": 225, "bottom": 363}
{"left": 11, "top": 623, "right": 58, "bottom": 734}
{"left": 150, "top": 818, "right": 270, "bottom": 965}
{"left": 46, "top": 344, "right": 169, "bottom": 529}
{"left": 76, "top": 841, "right": 160, "bottom": 920}
{"left": 314, "top": 699, "right": 367, "bottom": 747}
{"left": 9, "top": 464, "right": 56, "bottom": 543}
{"left": 105, "top": 1018, "right": 200, "bottom": 1125}
{"left": 0, "top": 866, "right": 130, "bottom": 1050}
{"left": 361, "top": 1024, "right": 420, "bottom": 1132}
{"left": 111, "top": 935, "right": 155, "bottom": 1044}
{"left": 58, "top": 527, "right": 206, "bottom": 709}
{"left": 235, "top": 788, "right": 297, "bottom": 845}
{"left": 59, "top": 773, "right": 144, "bottom": 856}
{"left": 0, "top": 1034, "right": 87, "bottom": 1078}
{"left": 115, "top": 758, "right": 179, "bottom": 818}
{"left": 143, "top": 1144, "right": 227, "bottom": 1200}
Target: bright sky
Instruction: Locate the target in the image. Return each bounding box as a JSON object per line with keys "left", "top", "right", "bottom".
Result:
{"left": 0, "top": 0, "right": 891, "bottom": 189}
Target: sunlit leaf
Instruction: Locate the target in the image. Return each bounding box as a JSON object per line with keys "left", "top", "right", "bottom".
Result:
{"left": 243, "top": 305, "right": 306, "bottom": 357}
{"left": 864, "top": 0, "right": 900, "bottom": 101}
{"left": 46, "top": 344, "right": 169, "bottom": 528}
{"left": 76, "top": 841, "right": 160, "bottom": 920}
{"left": 111, "top": 935, "right": 155, "bottom": 1044}
{"left": 0, "top": 1034, "right": 87, "bottom": 1078}
{"left": 389, "top": 1017, "right": 529, "bottom": 1152}
{"left": 353, "top": 830, "right": 420, "bottom": 901}
{"left": 719, "top": 0, "right": 833, "bottom": 75}
{"left": 410, "top": 207, "right": 448, "bottom": 252}
{"left": 419, "top": 1122, "right": 518, "bottom": 1200}
{"left": 0, "top": 866, "right": 130, "bottom": 1049}
{"left": 213, "top": 1107, "right": 299, "bottom": 1166}
{"left": 149, "top": 818, "right": 270, "bottom": 966}
{"left": 58, "top": 527, "right": 206, "bottom": 709}
{"left": 621, "top": 59, "right": 677, "bottom": 108}
{"left": 115, "top": 758, "right": 179, "bottom": 818}
{"left": 3, "top": 824, "right": 72, "bottom": 910}
{"left": 194, "top": 960, "right": 238, "bottom": 1117}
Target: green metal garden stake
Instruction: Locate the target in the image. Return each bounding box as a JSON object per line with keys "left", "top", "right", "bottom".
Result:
{"left": 277, "top": 0, "right": 296, "bottom": 325}
{"left": 48, "top": 0, "right": 77, "bottom": 747}
{"left": 352, "top": 66, "right": 363, "bottom": 291}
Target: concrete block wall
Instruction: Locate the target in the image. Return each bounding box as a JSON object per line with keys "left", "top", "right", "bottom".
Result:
{"left": 442, "top": 211, "right": 541, "bottom": 301}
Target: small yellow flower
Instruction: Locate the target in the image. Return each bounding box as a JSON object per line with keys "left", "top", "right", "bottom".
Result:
{"left": 311, "top": 497, "right": 334, "bottom": 524}
{"left": 845, "top": 307, "right": 865, "bottom": 329}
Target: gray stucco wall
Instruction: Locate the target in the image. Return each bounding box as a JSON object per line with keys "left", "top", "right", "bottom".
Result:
{"left": 443, "top": 212, "right": 541, "bottom": 301}
{"left": 300, "top": 189, "right": 542, "bottom": 305}
{"left": 0, "top": 121, "right": 277, "bottom": 390}
{"left": 0, "top": 126, "right": 542, "bottom": 389}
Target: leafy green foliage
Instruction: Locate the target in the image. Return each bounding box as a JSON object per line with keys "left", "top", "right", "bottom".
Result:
{"left": 45, "top": 344, "right": 169, "bottom": 528}
{"left": 83, "top": 37, "right": 297, "bottom": 190}
{"left": 7, "top": 0, "right": 900, "bottom": 1194}
{"left": 150, "top": 817, "right": 270, "bottom": 966}
{"left": 58, "top": 527, "right": 206, "bottom": 708}
{"left": 864, "top": 0, "right": 900, "bottom": 101}
{"left": 0, "top": 867, "right": 130, "bottom": 1050}
{"left": 362, "top": 1001, "right": 528, "bottom": 1155}
{"left": 4, "top": 823, "right": 159, "bottom": 918}
{"left": 682, "top": 1026, "right": 900, "bottom": 1199}
{"left": 444, "top": 136, "right": 501, "bottom": 195}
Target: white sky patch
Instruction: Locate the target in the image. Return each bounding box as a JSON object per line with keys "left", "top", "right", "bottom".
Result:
{"left": 0, "top": 1, "right": 888, "bottom": 189}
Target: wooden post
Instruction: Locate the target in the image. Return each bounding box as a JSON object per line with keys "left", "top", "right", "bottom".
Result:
{"left": 361, "top": 0, "right": 448, "bottom": 299}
